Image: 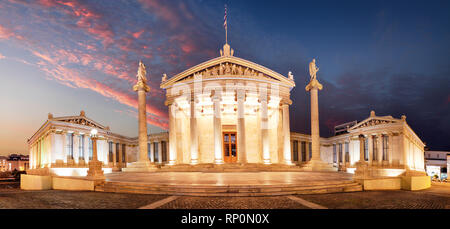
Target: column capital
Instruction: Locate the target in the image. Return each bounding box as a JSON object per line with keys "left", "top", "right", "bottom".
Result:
{"left": 305, "top": 79, "right": 323, "bottom": 91}
{"left": 133, "top": 81, "right": 150, "bottom": 92}
{"left": 236, "top": 89, "right": 245, "bottom": 101}
{"left": 211, "top": 93, "right": 222, "bottom": 102}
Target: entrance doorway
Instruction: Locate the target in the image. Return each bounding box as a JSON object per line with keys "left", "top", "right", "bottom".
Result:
{"left": 223, "top": 132, "right": 237, "bottom": 163}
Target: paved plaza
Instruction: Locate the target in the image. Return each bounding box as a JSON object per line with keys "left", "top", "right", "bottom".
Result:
{"left": 1, "top": 181, "right": 449, "bottom": 209}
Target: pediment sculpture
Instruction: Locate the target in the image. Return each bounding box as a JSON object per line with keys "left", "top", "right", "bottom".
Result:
{"left": 183, "top": 62, "right": 273, "bottom": 81}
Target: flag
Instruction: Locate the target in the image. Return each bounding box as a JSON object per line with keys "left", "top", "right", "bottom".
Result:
{"left": 223, "top": 5, "right": 227, "bottom": 30}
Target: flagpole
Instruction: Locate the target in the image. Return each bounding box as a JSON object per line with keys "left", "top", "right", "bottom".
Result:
{"left": 226, "top": 24, "right": 228, "bottom": 44}
{"left": 224, "top": 4, "right": 228, "bottom": 44}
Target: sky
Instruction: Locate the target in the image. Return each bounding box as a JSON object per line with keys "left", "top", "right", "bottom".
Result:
{"left": 0, "top": 0, "right": 449, "bottom": 155}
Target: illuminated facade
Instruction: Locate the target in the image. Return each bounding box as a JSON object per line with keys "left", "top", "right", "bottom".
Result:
{"left": 311, "top": 111, "right": 426, "bottom": 175}
{"left": 27, "top": 110, "right": 168, "bottom": 176}
{"left": 27, "top": 44, "right": 426, "bottom": 177}
{"left": 160, "top": 44, "right": 295, "bottom": 165}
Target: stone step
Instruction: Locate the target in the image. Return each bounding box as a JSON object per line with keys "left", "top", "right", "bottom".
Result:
{"left": 96, "top": 181, "right": 362, "bottom": 196}
{"left": 102, "top": 179, "right": 355, "bottom": 189}
{"left": 100, "top": 183, "right": 360, "bottom": 194}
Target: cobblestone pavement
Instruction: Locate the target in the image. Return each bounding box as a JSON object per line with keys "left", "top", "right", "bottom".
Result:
{"left": 158, "top": 196, "right": 310, "bottom": 209}
{"left": 298, "top": 185, "right": 450, "bottom": 209}
{"left": 1, "top": 182, "right": 449, "bottom": 209}
{"left": 0, "top": 182, "right": 168, "bottom": 209}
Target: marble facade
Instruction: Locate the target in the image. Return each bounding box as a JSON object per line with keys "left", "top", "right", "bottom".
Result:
{"left": 26, "top": 111, "right": 166, "bottom": 175}
{"left": 27, "top": 44, "right": 426, "bottom": 179}
{"left": 160, "top": 43, "right": 295, "bottom": 165}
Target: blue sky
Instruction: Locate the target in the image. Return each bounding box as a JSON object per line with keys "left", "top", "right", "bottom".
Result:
{"left": 0, "top": 0, "right": 449, "bottom": 154}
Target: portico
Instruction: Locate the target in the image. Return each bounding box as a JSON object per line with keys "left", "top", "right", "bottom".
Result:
{"left": 160, "top": 43, "right": 295, "bottom": 166}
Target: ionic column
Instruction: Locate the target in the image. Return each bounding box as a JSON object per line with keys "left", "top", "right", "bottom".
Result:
{"left": 158, "top": 141, "right": 163, "bottom": 164}
{"left": 149, "top": 142, "right": 154, "bottom": 162}
{"left": 236, "top": 89, "right": 247, "bottom": 163}
{"left": 189, "top": 98, "right": 199, "bottom": 164}
{"left": 62, "top": 132, "right": 67, "bottom": 164}
{"left": 137, "top": 88, "right": 149, "bottom": 163}
{"left": 388, "top": 133, "right": 393, "bottom": 166}
{"left": 282, "top": 104, "right": 292, "bottom": 164}
{"left": 212, "top": 93, "right": 223, "bottom": 164}
{"left": 122, "top": 61, "right": 154, "bottom": 172}
{"left": 305, "top": 78, "right": 326, "bottom": 165}
{"left": 342, "top": 141, "right": 346, "bottom": 167}
{"left": 358, "top": 135, "right": 365, "bottom": 163}
{"left": 118, "top": 143, "right": 123, "bottom": 168}
{"left": 260, "top": 95, "right": 270, "bottom": 164}
{"left": 112, "top": 141, "right": 116, "bottom": 166}
{"left": 168, "top": 104, "right": 177, "bottom": 165}
{"left": 84, "top": 135, "right": 89, "bottom": 163}
{"left": 368, "top": 135, "right": 373, "bottom": 166}
{"left": 377, "top": 134, "right": 383, "bottom": 164}
{"left": 73, "top": 134, "right": 79, "bottom": 164}
{"left": 306, "top": 142, "right": 310, "bottom": 161}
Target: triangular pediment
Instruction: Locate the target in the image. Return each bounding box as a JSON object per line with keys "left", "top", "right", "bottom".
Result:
{"left": 52, "top": 115, "right": 106, "bottom": 130}
{"left": 161, "top": 55, "right": 295, "bottom": 89}
{"left": 349, "top": 116, "right": 399, "bottom": 131}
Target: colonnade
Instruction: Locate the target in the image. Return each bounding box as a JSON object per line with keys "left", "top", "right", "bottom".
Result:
{"left": 29, "top": 129, "right": 129, "bottom": 169}
{"left": 147, "top": 140, "right": 166, "bottom": 164}
{"left": 167, "top": 88, "right": 292, "bottom": 165}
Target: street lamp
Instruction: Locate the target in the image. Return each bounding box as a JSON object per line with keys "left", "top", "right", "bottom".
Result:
{"left": 86, "top": 128, "right": 105, "bottom": 181}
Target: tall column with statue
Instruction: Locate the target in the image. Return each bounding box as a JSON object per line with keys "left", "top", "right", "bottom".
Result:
{"left": 303, "top": 59, "right": 336, "bottom": 171}
{"left": 123, "top": 61, "right": 156, "bottom": 172}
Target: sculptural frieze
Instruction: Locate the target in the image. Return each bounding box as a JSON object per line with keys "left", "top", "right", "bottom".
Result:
{"left": 179, "top": 62, "right": 284, "bottom": 82}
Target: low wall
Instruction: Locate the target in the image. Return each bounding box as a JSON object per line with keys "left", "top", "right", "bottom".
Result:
{"left": 52, "top": 177, "right": 95, "bottom": 191}
{"left": 21, "top": 174, "right": 97, "bottom": 191}
{"left": 21, "top": 174, "right": 52, "bottom": 190}
{"left": 357, "top": 175, "right": 431, "bottom": 191}
{"left": 401, "top": 176, "right": 431, "bottom": 191}
{"left": 360, "top": 177, "right": 401, "bottom": 190}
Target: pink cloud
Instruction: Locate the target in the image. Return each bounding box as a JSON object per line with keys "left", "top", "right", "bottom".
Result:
{"left": 0, "top": 53, "right": 5, "bottom": 59}
{"left": 28, "top": 48, "right": 168, "bottom": 129}
{"left": 138, "top": 0, "right": 181, "bottom": 28}
{"left": 0, "top": 24, "right": 22, "bottom": 40}
{"left": 132, "top": 29, "right": 145, "bottom": 39}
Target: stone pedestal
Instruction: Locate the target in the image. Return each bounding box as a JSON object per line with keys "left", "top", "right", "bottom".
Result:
{"left": 353, "top": 161, "right": 371, "bottom": 180}
{"left": 86, "top": 160, "right": 105, "bottom": 180}
{"left": 304, "top": 78, "right": 335, "bottom": 171}
{"left": 86, "top": 137, "right": 105, "bottom": 181}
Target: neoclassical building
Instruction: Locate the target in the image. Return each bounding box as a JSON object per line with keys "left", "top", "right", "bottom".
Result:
{"left": 160, "top": 43, "right": 295, "bottom": 165}
{"left": 291, "top": 111, "right": 426, "bottom": 176}
{"left": 27, "top": 43, "right": 426, "bottom": 178}
{"left": 27, "top": 111, "right": 168, "bottom": 176}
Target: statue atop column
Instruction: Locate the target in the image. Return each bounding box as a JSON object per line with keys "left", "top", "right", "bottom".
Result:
{"left": 137, "top": 61, "right": 147, "bottom": 83}
{"left": 304, "top": 57, "right": 334, "bottom": 171}
{"left": 123, "top": 60, "right": 155, "bottom": 172}
{"left": 309, "top": 58, "right": 319, "bottom": 81}
{"left": 133, "top": 61, "right": 150, "bottom": 92}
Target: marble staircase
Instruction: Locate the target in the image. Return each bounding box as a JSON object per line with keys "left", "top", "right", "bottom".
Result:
{"left": 96, "top": 179, "right": 362, "bottom": 196}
